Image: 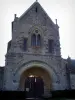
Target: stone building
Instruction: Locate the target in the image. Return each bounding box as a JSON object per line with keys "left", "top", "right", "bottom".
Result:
{"left": 0, "top": 1, "right": 75, "bottom": 97}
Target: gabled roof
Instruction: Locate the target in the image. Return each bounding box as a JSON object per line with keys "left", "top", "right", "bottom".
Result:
{"left": 71, "top": 59, "right": 75, "bottom": 67}
{"left": 70, "top": 60, "right": 75, "bottom": 73}
{"left": 0, "top": 67, "right": 4, "bottom": 73}
{"left": 67, "top": 59, "right": 75, "bottom": 73}
{"left": 19, "top": 1, "right": 56, "bottom": 27}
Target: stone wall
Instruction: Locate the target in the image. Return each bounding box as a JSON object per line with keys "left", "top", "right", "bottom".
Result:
{"left": 0, "top": 67, "right": 4, "bottom": 90}
{"left": 70, "top": 74, "right": 75, "bottom": 89}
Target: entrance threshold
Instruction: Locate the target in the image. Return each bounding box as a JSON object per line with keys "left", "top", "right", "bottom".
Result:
{"left": 26, "top": 98, "right": 39, "bottom": 99}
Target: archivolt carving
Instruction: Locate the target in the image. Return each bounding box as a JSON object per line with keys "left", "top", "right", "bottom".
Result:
{"left": 14, "top": 60, "right": 60, "bottom": 83}
{"left": 28, "top": 24, "right": 44, "bottom": 35}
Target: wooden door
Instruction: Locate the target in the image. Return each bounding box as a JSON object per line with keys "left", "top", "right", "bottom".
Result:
{"left": 25, "top": 76, "right": 44, "bottom": 98}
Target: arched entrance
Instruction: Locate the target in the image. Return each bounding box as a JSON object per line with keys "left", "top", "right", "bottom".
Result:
{"left": 25, "top": 75, "right": 44, "bottom": 98}
{"left": 19, "top": 66, "right": 52, "bottom": 97}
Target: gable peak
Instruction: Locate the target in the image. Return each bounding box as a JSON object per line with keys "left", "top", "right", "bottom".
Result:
{"left": 19, "top": 1, "right": 56, "bottom": 28}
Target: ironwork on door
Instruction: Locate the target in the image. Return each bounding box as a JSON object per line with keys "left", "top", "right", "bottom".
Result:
{"left": 25, "top": 76, "right": 44, "bottom": 98}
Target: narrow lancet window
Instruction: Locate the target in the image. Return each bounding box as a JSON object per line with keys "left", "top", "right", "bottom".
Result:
{"left": 48, "top": 39, "right": 54, "bottom": 53}
{"left": 23, "top": 38, "right": 27, "bottom": 51}
{"left": 37, "top": 34, "right": 41, "bottom": 46}
{"left": 31, "top": 34, "right": 36, "bottom": 46}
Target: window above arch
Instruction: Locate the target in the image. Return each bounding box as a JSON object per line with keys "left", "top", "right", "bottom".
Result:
{"left": 23, "top": 38, "right": 27, "bottom": 51}
{"left": 31, "top": 34, "right": 36, "bottom": 47}
{"left": 48, "top": 39, "right": 54, "bottom": 53}
{"left": 31, "top": 34, "right": 41, "bottom": 48}
{"left": 37, "top": 34, "right": 41, "bottom": 46}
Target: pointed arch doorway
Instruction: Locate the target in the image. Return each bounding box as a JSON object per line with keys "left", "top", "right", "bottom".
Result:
{"left": 25, "top": 75, "right": 44, "bottom": 98}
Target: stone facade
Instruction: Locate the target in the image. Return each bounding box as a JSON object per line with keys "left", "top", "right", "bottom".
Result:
{"left": 0, "top": 67, "right": 4, "bottom": 90}
{"left": 0, "top": 1, "right": 75, "bottom": 93}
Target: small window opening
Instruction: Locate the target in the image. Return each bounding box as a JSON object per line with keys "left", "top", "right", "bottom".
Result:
{"left": 23, "top": 38, "right": 27, "bottom": 51}
{"left": 48, "top": 39, "right": 54, "bottom": 53}
{"left": 37, "top": 34, "right": 41, "bottom": 46}
{"left": 36, "top": 7, "right": 37, "bottom": 12}
{"left": 31, "top": 34, "right": 36, "bottom": 46}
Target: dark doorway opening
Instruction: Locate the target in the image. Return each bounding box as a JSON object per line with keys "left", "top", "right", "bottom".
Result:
{"left": 25, "top": 75, "right": 44, "bottom": 98}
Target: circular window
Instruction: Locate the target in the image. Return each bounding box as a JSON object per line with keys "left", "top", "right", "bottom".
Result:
{"left": 35, "top": 30, "right": 38, "bottom": 33}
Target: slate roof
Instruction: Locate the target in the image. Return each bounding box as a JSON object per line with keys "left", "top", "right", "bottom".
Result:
{"left": 68, "top": 59, "right": 75, "bottom": 73}
{"left": 71, "top": 59, "right": 75, "bottom": 67}
{"left": 0, "top": 67, "right": 4, "bottom": 74}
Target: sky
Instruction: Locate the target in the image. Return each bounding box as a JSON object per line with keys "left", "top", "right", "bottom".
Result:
{"left": 0, "top": 0, "right": 75, "bottom": 66}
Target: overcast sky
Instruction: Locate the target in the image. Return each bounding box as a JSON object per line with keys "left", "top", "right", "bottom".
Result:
{"left": 0, "top": 0, "right": 75, "bottom": 66}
